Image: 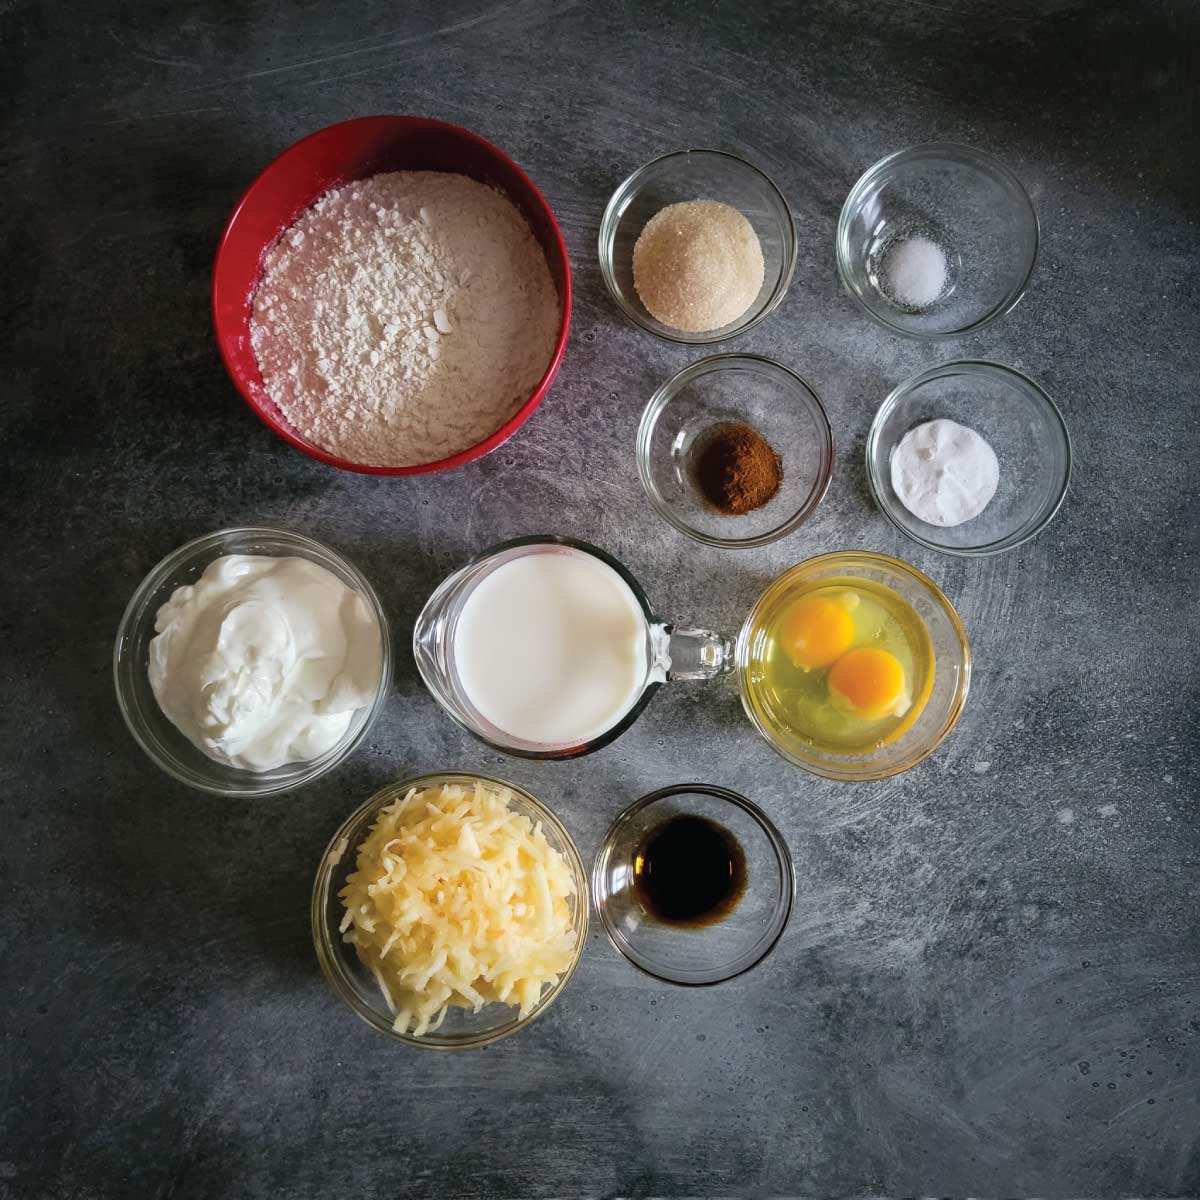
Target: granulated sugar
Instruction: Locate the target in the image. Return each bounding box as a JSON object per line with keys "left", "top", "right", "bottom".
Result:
{"left": 250, "top": 172, "right": 559, "bottom": 467}
{"left": 632, "top": 200, "right": 764, "bottom": 332}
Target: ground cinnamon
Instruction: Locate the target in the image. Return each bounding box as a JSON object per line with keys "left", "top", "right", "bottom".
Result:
{"left": 694, "top": 421, "right": 783, "bottom": 516}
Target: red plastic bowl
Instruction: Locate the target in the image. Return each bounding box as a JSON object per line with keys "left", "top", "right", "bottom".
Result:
{"left": 212, "top": 116, "right": 572, "bottom": 475}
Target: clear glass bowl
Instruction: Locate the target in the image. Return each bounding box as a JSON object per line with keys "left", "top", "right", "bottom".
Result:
{"left": 636, "top": 354, "right": 833, "bottom": 547}
{"left": 592, "top": 785, "right": 794, "bottom": 986}
{"left": 312, "top": 773, "right": 589, "bottom": 1048}
{"left": 737, "top": 552, "right": 971, "bottom": 781}
{"left": 867, "top": 362, "right": 1071, "bottom": 555}
{"left": 599, "top": 149, "right": 797, "bottom": 344}
{"left": 113, "top": 527, "right": 392, "bottom": 797}
{"left": 836, "top": 143, "right": 1038, "bottom": 338}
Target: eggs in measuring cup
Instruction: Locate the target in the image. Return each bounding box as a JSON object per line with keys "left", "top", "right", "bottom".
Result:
{"left": 755, "top": 581, "right": 933, "bottom": 752}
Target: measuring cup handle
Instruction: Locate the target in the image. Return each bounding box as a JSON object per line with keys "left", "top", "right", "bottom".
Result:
{"left": 655, "top": 624, "right": 734, "bottom": 681}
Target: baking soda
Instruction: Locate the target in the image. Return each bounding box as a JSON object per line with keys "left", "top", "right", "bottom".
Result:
{"left": 890, "top": 418, "right": 999, "bottom": 527}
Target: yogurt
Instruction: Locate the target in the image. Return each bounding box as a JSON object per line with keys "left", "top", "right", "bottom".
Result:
{"left": 453, "top": 551, "right": 648, "bottom": 747}
{"left": 148, "top": 555, "right": 382, "bottom": 770}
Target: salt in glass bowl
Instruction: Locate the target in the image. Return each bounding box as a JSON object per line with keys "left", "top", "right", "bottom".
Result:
{"left": 736, "top": 552, "right": 971, "bottom": 782}
{"left": 312, "top": 772, "right": 589, "bottom": 1048}
{"left": 636, "top": 353, "right": 833, "bottom": 548}
{"left": 836, "top": 143, "right": 1038, "bottom": 339}
{"left": 599, "top": 149, "right": 796, "bottom": 344}
{"left": 866, "top": 361, "right": 1071, "bottom": 556}
{"left": 113, "top": 527, "right": 392, "bottom": 797}
{"left": 592, "top": 784, "right": 794, "bottom": 986}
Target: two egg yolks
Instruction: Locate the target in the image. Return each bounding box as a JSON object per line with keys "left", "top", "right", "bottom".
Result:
{"left": 781, "top": 595, "right": 910, "bottom": 719}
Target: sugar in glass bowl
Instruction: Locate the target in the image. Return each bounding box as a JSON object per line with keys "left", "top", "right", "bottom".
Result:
{"left": 836, "top": 143, "right": 1038, "bottom": 339}
{"left": 312, "top": 773, "right": 589, "bottom": 1049}
{"left": 599, "top": 149, "right": 797, "bottom": 344}
{"left": 636, "top": 353, "right": 833, "bottom": 547}
{"left": 867, "top": 361, "right": 1071, "bottom": 556}
{"left": 113, "top": 527, "right": 392, "bottom": 797}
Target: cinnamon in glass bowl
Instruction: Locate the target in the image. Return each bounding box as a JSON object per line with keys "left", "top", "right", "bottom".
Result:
{"left": 693, "top": 421, "right": 782, "bottom": 515}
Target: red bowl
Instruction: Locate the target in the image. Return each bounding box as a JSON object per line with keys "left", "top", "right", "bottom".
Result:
{"left": 212, "top": 116, "right": 572, "bottom": 475}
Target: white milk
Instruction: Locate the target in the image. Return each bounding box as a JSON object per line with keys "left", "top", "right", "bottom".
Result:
{"left": 454, "top": 551, "right": 649, "bottom": 746}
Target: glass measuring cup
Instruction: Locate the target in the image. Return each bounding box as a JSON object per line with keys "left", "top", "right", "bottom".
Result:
{"left": 413, "top": 536, "right": 733, "bottom": 759}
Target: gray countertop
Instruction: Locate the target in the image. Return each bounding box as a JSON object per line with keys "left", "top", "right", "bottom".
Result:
{"left": 2, "top": 1, "right": 1197, "bottom": 1196}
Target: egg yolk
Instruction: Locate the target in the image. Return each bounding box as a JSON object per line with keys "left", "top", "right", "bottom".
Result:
{"left": 779, "top": 596, "right": 855, "bottom": 670}
{"left": 828, "top": 648, "right": 910, "bottom": 719}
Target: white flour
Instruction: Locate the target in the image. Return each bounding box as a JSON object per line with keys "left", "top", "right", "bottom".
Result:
{"left": 250, "top": 172, "right": 559, "bottom": 467}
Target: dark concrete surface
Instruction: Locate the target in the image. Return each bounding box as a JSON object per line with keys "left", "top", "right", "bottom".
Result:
{"left": 2, "top": 1, "right": 1198, "bottom": 1196}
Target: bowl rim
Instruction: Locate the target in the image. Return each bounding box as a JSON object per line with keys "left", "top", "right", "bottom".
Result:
{"left": 211, "top": 114, "right": 573, "bottom": 476}
{"left": 865, "top": 360, "right": 1073, "bottom": 557}
{"left": 592, "top": 783, "right": 796, "bottom": 987}
{"left": 598, "top": 147, "right": 798, "bottom": 345}
{"left": 112, "top": 525, "right": 393, "bottom": 796}
{"left": 835, "top": 141, "right": 1040, "bottom": 341}
{"left": 735, "top": 550, "right": 972, "bottom": 781}
{"left": 636, "top": 352, "right": 834, "bottom": 548}
{"left": 311, "top": 771, "right": 589, "bottom": 1049}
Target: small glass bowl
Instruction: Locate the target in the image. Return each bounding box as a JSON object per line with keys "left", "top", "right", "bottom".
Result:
{"left": 737, "top": 552, "right": 971, "bottom": 781}
{"left": 312, "top": 773, "right": 589, "bottom": 1048}
{"left": 836, "top": 143, "right": 1038, "bottom": 339}
{"left": 593, "top": 785, "right": 793, "bottom": 985}
{"left": 637, "top": 354, "right": 833, "bottom": 548}
{"left": 599, "top": 149, "right": 797, "bottom": 344}
{"left": 867, "top": 361, "right": 1071, "bottom": 555}
{"left": 113, "top": 527, "right": 392, "bottom": 797}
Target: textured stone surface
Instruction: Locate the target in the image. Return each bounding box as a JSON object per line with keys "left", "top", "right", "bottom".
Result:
{"left": 1, "top": 1, "right": 1197, "bottom": 1196}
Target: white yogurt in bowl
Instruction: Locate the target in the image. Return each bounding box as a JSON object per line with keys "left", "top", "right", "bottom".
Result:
{"left": 148, "top": 555, "right": 384, "bottom": 770}
{"left": 115, "top": 527, "right": 392, "bottom": 797}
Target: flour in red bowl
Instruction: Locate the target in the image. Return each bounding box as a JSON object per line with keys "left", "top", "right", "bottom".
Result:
{"left": 250, "top": 172, "right": 559, "bottom": 468}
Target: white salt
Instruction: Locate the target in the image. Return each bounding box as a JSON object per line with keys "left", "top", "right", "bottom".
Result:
{"left": 884, "top": 236, "right": 947, "bottom": 308}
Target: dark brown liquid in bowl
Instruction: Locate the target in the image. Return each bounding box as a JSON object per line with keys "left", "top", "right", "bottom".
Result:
{"left": 632, "top": 815, "right": 747, "bottom": 927}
